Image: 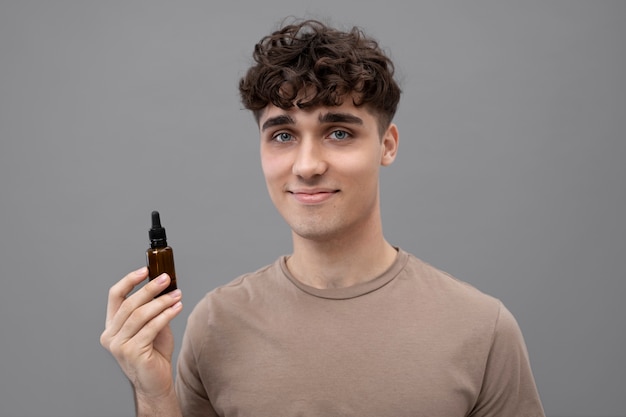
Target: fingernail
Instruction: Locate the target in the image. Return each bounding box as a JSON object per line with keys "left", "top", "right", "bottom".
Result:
{"left": 156, "top": 274, "right": 169, "bottom": 284}
{"left": 171, "top": 301, "right": 182, "bottom": 311}
{"left": 169, "top": 289, "right": 181, "bottom": 298}
{"left": 135, "top": 266, "right": 148, "bottom": 275}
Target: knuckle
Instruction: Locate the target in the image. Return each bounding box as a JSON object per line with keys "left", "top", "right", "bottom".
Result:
{"left": 115, "top": 301, "right": 132, "bottom": 319}
{"left": 108, "top": 285, "right": 117, "bottom": 298}
{"left": 99, "top": 332, "right": 109, "bottom": 349}
{"left": 129, "top": 303, "right": 156, "bottom": 325}
{"left": 140, "top": 278, "right": 163, "bottom": 299}
{"left": 141, "top": 281, "right": 155, "bottom": 296}
{"left": 108, "top": 341, "right": 124, "bottom": 358}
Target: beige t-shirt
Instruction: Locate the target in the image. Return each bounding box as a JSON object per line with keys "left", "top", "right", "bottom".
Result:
{"left": 175, "top": 249, "right": 545, "bottom": 416}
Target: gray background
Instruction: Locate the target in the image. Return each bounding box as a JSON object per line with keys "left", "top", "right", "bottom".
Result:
{"left": 0, "top": 1, "right": 624, "bottom": 417}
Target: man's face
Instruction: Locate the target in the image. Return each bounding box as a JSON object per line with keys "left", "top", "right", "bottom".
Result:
{"left": 258, "top": 99, "right": 398, "bottom": 242}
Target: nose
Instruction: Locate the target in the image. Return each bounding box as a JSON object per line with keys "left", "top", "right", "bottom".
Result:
{"left": 292, "top": 139, "right": 328, "bottom": 179}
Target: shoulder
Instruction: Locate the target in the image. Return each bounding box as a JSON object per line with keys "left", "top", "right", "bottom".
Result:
{"left": 185, "top": 259, "right": 283, "bottom": 330}
{"left": 399, "top": 250, "right": 502, "bottom": 316}
{"left": 399, "top": 250, "right": 535, "bottom": 362}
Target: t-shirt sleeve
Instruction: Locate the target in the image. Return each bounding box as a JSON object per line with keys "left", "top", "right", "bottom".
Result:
{"left": 469, "top": 301, "right": 545, "bottom": 417}
{"left": 175, "top": 297, "right": 219, "bottom": 417}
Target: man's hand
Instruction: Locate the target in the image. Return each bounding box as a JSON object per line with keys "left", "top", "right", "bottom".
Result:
{"left": 100, "top": 267, "right": 183, "bottom": 415}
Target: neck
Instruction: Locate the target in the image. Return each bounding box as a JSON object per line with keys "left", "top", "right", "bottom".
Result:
{"left": 287, "top": 217, "right": 397, "bottom": 289}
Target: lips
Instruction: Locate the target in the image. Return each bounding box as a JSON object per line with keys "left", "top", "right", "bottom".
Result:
{"left": 289, "top": 189, "right": 339, "bottom": 204}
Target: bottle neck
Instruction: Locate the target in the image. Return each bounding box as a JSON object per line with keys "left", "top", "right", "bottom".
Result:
{"left": 150, "top": 239, "right": 168, "bottom": 249}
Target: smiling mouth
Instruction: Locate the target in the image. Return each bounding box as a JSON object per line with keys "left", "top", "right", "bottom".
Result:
{"left": 289, "top": 190, "right": 339, "bottom": 204}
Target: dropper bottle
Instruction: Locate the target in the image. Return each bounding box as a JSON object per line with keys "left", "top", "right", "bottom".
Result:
{"left": 146, "top": 211, "right": 177, "bottom": 297}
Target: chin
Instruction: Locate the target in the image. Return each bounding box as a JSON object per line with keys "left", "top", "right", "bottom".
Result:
{"left": 289, "top": 220, "right": 347, "bottom": 243}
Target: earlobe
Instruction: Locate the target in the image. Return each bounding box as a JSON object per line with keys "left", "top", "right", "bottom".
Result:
{"left": 381, "top": 124, "right": 399, "bottom": 166}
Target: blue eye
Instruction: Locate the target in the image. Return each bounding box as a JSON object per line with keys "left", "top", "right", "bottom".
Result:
{"left": 329, "top": 130, "right": 350, "bottom": 140}
{"left": 273, "top": 132, "right": 293, "bottom": 143}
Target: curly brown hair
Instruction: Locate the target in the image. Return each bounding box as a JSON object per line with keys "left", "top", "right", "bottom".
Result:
{"left": 239, "top": 19, "right": 401, "bottom": 134}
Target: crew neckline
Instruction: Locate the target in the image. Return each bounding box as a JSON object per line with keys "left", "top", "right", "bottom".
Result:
{"left": 278, "top": 248, "right": 409, "bottom": 300}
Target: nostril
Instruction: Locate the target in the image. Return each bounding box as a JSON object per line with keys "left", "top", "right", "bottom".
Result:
{"left": 292, "top": 151, "right": 327, "bottom": 179}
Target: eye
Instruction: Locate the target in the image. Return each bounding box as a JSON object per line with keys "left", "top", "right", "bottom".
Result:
{"left": 272, "top": 132, "right": 293, "bottom": 143}
{"left": 329, "top": 130, "right": 350, "bottom": 140}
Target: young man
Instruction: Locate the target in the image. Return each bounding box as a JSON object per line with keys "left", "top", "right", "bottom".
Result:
{"left": 101, "top": 20, "right": 545, "bottom": 416}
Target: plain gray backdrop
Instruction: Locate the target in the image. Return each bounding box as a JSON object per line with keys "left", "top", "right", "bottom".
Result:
{"left": 0, "top": 1, "right": 624, "bottom": 417}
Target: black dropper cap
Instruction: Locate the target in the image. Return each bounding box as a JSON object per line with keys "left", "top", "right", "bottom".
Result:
{"left": 149, "top": 211, "right": 168, "bottom": 248}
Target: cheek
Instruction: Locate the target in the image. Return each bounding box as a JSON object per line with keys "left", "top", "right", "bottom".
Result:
{"left": 337, "top": 153, "right": 380, "bottom": 184}
{"left": 260, "top": 153, "right": 287, "bottom": 187}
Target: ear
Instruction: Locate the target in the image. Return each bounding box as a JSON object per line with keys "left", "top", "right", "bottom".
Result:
{"left": 380, "top": 123, "right": 399, "bottom": 166}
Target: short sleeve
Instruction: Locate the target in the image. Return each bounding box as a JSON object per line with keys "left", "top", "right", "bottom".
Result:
{"left": 469, "top": 302, "right": 545, "bottom": 417}
{"left": 175, "top": 298, "right": 219, "bottom": 417}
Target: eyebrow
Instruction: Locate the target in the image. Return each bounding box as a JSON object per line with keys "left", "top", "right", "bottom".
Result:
{"left": 261, "top": 112, "right": 364, "bottom": 132}
{"left": 261, "top": 115, "right": 295, "bottom": 132}
{"left": 318, "top": 112, "right": 364, "bottom": 126}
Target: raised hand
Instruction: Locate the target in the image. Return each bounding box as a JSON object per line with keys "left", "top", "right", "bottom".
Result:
{"left": 100, "top": 267, "right": 183, "bottom": 415}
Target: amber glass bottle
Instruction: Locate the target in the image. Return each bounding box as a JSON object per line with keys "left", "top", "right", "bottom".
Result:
{"left": 146, "top": 211, "right": 177, "bottom": 297}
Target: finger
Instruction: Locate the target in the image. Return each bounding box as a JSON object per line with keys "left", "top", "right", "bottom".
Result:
{"left": 115, "top": 291, "right": 183, "bottom": 352}
{"left": 133, "top": 299, "right": 183, "bottom": 352}
{"left": 105, "top": 267, "right": 149, "bottom": 324}
{"left": 105, "top": 273, "right": 175, "bottom": 338}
